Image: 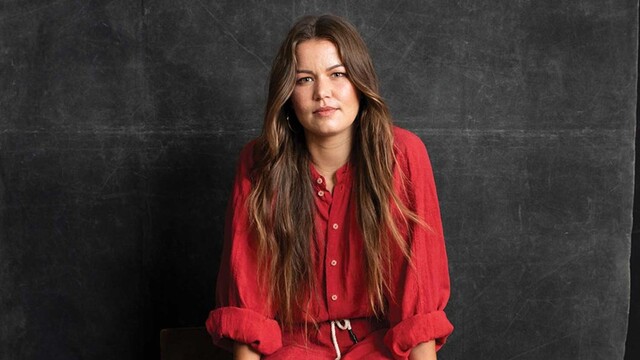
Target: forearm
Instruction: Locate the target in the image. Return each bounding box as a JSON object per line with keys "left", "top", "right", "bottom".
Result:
{"left": 233, "top": 342, "right": 261, "bottom": 360}
{"left": 409, "top": 340, "right": 437, "bottom": 360}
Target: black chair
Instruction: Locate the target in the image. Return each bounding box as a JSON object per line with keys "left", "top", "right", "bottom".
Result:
{"left": 160, "top": 327, "right": 232, "bottom": 360}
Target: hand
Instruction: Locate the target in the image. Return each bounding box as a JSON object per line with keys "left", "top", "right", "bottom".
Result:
{"left": 409, "top": 340, "right": 437, "bottom": 360}
{"left": 233, "top": 341, "right": 261, "bottom": 360}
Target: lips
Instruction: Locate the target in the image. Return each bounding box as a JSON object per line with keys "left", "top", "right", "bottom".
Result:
{"left": 313, "top": 106, "right": 338, "bottom": 117}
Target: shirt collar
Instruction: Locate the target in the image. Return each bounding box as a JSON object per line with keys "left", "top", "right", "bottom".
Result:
{"left": 309, "top": 161, "right": 353, "bottom": 188}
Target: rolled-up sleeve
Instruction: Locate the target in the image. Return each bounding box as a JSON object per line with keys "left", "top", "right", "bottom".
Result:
{"left": 384, "top": 128, "right": 453, "bottom": 359}
{"left": 206, "top": 307, "right": 282, "bottom": 355}
{"left": 205, "top": 141, "right": 283, "bottom": 355}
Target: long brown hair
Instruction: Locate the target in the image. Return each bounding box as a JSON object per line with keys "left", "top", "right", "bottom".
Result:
{"left": 248, "top": 14, "right": 420, "bottom": 327}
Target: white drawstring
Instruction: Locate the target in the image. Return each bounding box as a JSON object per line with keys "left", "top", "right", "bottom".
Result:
{"left": 330, "top": 319, "right": 352, "bottom": 360}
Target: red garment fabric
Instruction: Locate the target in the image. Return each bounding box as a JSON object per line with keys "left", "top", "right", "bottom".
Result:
{"left": 206, "top": 126, "right": 453, "bottom": 359}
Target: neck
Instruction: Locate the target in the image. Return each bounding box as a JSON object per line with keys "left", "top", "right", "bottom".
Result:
{"left": 305, "top": 132, "right": 353, "bottom": 182}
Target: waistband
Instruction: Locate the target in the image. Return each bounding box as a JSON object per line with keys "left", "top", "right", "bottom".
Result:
{"left": 282, "top": 317, "right": 388, "bottom": 356}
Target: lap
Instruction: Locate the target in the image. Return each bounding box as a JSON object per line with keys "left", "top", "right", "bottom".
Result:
{"left": 264, "top": 329, "right": 392, "bottom": 360}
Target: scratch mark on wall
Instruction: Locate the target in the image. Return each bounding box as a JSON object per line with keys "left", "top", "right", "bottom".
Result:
{"left": 0, "top": 0, "right": 65, "bottom": 21}
{"left": 368, "top": 0, "right": 404, "bottom": 44}
{"left": 195, "top": 0, "right": 269, "bottom": 71}
{"left": 504, "top": 334, "right": 575, "bottom": 360}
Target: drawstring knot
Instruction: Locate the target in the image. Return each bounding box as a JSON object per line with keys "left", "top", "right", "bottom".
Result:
{"left": 330, "top": 319, "right": 358, "bottom": 360}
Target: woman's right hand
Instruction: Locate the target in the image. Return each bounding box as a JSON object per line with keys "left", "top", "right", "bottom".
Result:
{"left": 233, "top": 341, "right": 261, "bottom": 360}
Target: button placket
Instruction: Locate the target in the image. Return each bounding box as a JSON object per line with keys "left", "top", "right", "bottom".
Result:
{"left": 327, "top": 221, "right": 341, "bottom": 307}
{"left": 324, "top": 171, "right": 349, "bottom": 314}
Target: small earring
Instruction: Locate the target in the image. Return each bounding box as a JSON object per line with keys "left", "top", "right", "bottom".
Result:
{"left": 286, "top": 115, "right": 296, "bottom": 133}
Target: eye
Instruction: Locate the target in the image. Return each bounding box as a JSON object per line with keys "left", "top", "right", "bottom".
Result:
{"left": 331, "top": 72, "right": 347, "bottom": 78}
{"left": 296, "top": 76, "right": 313, "bottom": 84}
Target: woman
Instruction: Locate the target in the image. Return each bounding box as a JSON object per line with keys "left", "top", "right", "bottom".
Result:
{"left": 206, "top": 14, "right": 453, "bottom": 360}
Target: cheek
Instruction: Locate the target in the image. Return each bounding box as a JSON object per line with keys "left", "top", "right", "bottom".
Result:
{"left": 290, "top": 89, "right": 308, "bottom": 111}
{"left": 289, "top": 92, "right": 302, "bottom": 114}
{"left": 340, "top": 84, "right": 360, "bottom": 109}
{"left": 337, "top": 80, "right": 356, "bottom": 96}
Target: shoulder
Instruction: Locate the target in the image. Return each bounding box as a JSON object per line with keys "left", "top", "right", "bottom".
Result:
{"left": 240, "top": 137, "right": 259, "bottom": 157}
{"left": 239, "top": 138, "right": 260, "bottom": 164}
{"left": 234, "top": 138, "right": 260, "bottom": 179}
{"left": 392, "top": 125, "right": 429, "bottom": 158}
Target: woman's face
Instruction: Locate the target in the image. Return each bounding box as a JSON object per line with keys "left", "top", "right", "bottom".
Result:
{"left": 290, "top": 39, "right": 360, "bottom": 143}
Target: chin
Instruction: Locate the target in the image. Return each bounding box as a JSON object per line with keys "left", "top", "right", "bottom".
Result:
{"left": 304, "top": 125, "right": 354, "bottom": 139}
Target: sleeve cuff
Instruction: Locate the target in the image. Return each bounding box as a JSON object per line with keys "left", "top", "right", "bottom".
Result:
{"left": 206, "top": 306, "right": 283, "bottom": 355}
{"left": 384, "top": 311, "right": 454, "bottom": 359}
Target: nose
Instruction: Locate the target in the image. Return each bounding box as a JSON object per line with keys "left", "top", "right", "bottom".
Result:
{"left": 313, "top": 76, "right": 331, "bottom": 100}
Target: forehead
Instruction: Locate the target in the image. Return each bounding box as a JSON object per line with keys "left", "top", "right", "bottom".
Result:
{"left": 295, "top": 39, "right": 343, "bottom": 67}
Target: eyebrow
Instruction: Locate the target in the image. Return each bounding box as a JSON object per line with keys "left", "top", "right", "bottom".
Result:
{"left": 296, "top": 64, "right": 345, "bottom": 74}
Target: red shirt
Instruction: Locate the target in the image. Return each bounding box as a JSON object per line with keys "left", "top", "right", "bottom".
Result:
{"left": 206, "top": 127, "right": 453, "bottom": 359}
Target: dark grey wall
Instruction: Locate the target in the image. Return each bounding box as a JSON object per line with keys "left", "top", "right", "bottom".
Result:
{"left": 628, "top": 109, "right": 640, "bottom": 359}
{"left": 1, "top": 1, "right": 636, "bottom": 359}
